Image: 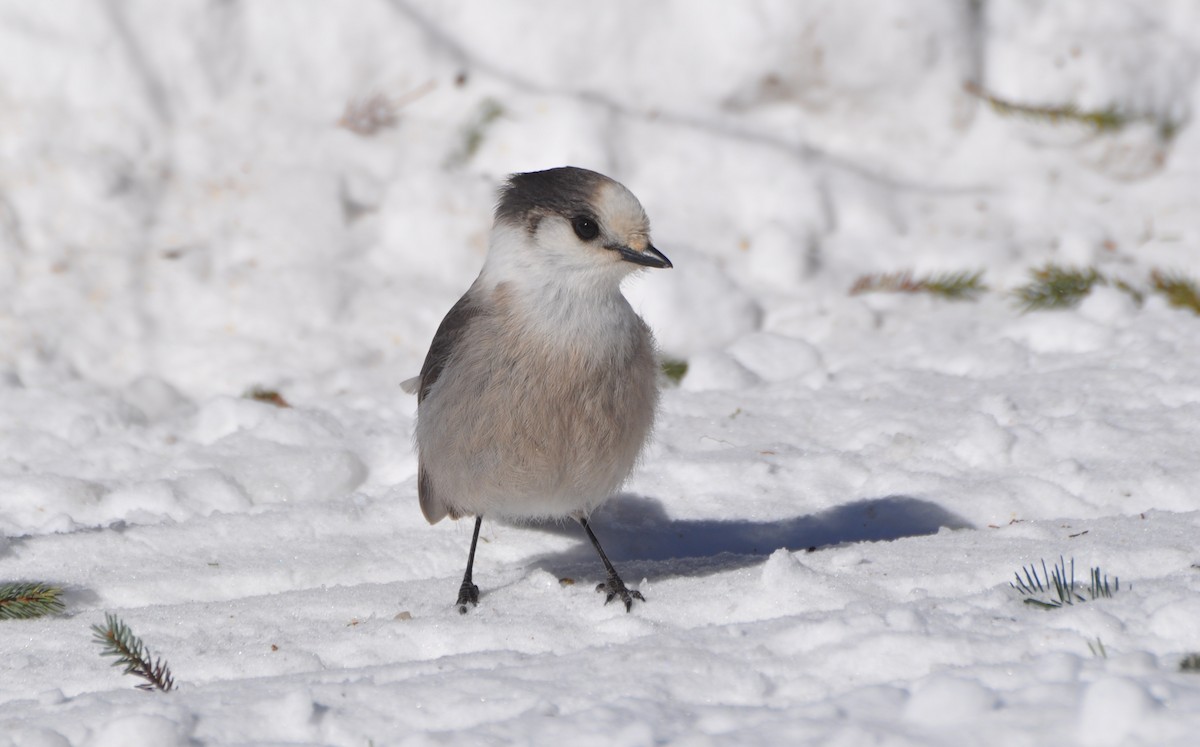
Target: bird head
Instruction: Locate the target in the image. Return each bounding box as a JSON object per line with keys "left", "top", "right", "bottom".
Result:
{"left": 483, "top": 167, "right": 671, "bottom": 290}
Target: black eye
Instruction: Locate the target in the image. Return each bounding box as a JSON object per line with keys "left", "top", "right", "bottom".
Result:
{"left": 571, "top": 215, "right": 600, "bottom": 241}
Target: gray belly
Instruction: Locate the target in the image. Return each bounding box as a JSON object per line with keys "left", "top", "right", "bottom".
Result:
{"left": 417, "top": 319, "right": 658, "bottom": 520}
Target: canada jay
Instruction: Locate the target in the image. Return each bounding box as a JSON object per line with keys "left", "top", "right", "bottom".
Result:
{"left": 403, "top": 166, "right": 671, "bottom": 613}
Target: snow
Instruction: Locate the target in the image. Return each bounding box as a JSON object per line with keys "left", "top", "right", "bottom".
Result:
{"left": 3, "top": 1, "right": 1200, "bottom": 744}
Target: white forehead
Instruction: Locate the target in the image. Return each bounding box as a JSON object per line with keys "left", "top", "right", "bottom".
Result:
{"left": 594, "top": 181, "right": 651, "bottom": 251}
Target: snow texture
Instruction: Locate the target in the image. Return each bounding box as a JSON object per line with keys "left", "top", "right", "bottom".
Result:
{"left": 3, "top": 1, "right": 1200, "bottom": 745}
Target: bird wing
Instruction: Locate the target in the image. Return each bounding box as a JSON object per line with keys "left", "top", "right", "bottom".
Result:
{"left": 416, "top": 290, "right": 481, "bottom": 524}
{"left": 417, "top": 292, "right": 480, "bottom": 403}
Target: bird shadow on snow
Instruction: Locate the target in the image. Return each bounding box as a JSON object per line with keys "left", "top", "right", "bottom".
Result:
{"left": 518, "top": 494, "right": 974, "bottom": 580}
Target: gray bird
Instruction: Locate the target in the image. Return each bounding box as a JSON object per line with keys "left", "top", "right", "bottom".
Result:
{"left": 404, "top": 166, "right": 671, "bottom": 613}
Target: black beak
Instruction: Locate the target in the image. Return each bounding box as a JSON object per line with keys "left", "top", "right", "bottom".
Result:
{"left": 615, "top": 243, "right": 672, "bottom": 269}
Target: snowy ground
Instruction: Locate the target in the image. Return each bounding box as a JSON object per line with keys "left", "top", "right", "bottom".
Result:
{"left": 3, "top": 1, "right": 1200, "bottom": 745}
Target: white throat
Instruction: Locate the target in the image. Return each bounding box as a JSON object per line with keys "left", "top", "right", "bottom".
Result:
{"left": 478, "top": 223, "right": 640, "bottom": 350}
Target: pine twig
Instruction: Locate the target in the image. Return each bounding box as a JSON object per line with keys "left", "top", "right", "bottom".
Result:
{"left": 965, "top": 82, "right": 1128, "bottom": 134}
{"left": 1014, "top": 264, "right": 1105, "bottom": 311}
{"left": 0, "top": 582, "right": 65, "bottom": 620}
{"left": 965, "top": 82, "right": 1184, "bottom": 142}
{"left": 244, "top": 385, "right": 290, "bottom": 408}
{"left": 1150, "top": 269, "right": 1200, "bottom": 315}
{"left": 1010, "top": 556, "right": 1119, "bottom": 609}
{"left": 922, "top": 270, "right": 989, "bottom": 300}
{"left": 1088, "top": 566, "right": 1118, "bottom": 599}
{"left": 660, "top": 357, "right": 688, "bottom": 385}
{"left": 849, "top": 270, "right": 987, "bottom": 300}
{"left": 90, "top": 613, "right": 176, "bottom": 692}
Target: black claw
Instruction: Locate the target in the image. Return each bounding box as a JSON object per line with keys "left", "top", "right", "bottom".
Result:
{"left": 578, "top": 517, "right": 644, "bottom": 612}
{"left": 596, "top": 577, "right": 645, "bottom": 612}
{"left": 456, "top": 581, "right": 479, "bottom": 614}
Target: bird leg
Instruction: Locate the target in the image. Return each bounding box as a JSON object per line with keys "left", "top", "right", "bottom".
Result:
{"left": 456, "top": 515, "right": 482, "bottom": 613}
{"left": 578, "top": 517, "right": 644, "bottom": 612}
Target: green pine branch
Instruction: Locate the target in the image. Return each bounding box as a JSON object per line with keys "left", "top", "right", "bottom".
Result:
{"left": 1014, "top": 264, "right": 1105, "bottom": 311}
{"left": 1150, "top": 269, "right": 1200, "bottom": 315}
{"left": 848, "top": 264, "right": 1200, "bottom": 318}
{"left": 850, "top": 270, "right": 987, "bottom": 301}
{"left": 244, "top": 385, "right": 290, "bottom": 408}
{"left": 0, "top": 582, "right": 65, "bottom": 620}
{"left": 922, "top": 270, "right": 989, "bottom": 300}
{"left": 660, "top": 357, "right": 688, "bottom": 385}
{"left": 977, "top": 87, "right": 1126, "bottom": 132}
{"left": 1010, "top": 556, "right": 1119, "bottom": 609}
{"left": 965, "top": 81, "right": 1180, "bottom": 140}
{"left": 91, "top": 613, "right": 176, "bottom": 692}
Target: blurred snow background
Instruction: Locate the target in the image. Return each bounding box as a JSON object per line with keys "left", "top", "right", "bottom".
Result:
{"left": 2, "top": 1, "right": 1200, "bottom": 745}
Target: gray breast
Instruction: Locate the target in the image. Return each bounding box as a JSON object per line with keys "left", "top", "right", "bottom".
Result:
{"left": 415, "top": 284, "right": 659, "bottom": 522}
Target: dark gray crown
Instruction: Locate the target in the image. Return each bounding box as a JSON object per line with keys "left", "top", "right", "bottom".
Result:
{"left": 495, "top": 167, "right": 611, "bottom": 231}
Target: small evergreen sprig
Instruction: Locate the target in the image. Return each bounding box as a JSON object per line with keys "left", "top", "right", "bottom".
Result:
{"left": 849, "top": 270, "right": 987, "bottom": 300}
{"left": 0, "top": 582, "right": 65, "bottom": 620}
{"left": 966, "top": 82, "right": 1127, "bottom": 133}
{"left": 1011, "top": 557, "right": 1119, "bottom": 609}
{"left": 244, "top": 385, "right": 290, "bottom": 408}
{"left": 660, "top": 357, "right": 688, "bottom": 385}
{"left": 963, "top": 81, "right": 1187, "bottom": 139}
{"left": 1014, "top": 264, "right": 1106, "bottom": 311}
{"left": 1150, "top": 270, "right": 1200, "bottom": 315}
{"left": 845, "top": 264, "right": 1200, "bottom": 316}
{"left": 91, "top": 613, "right": 176, "bottom": 692}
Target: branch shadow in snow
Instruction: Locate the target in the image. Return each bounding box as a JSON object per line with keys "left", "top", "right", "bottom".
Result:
{"left": 520, "top": 494, "right": 973, "bottom": 578}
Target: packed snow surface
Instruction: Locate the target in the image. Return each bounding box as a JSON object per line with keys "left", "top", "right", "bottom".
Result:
{"left": 3, "top": 2, "right": 1200, "bottom": 745}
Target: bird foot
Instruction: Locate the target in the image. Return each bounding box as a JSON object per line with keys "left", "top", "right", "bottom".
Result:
{"left": 456, "top": 581, "right": 480, "bottom": 614}
{"left": 595, "top": 577, "right": 645, "bottom": 612}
